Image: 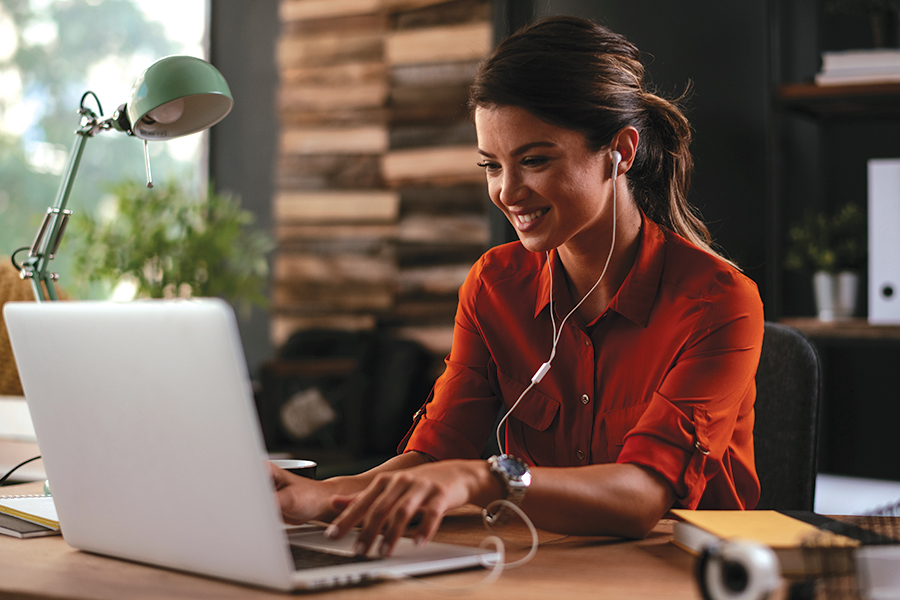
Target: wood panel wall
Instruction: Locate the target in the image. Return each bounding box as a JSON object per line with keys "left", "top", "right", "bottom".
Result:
{"left": 272, "top": 0, "right": 492, "bottom": 357}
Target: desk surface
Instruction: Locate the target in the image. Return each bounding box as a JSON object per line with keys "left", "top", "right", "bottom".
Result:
{"left": 0, "top": 482, "right": 700, "bottom": 600}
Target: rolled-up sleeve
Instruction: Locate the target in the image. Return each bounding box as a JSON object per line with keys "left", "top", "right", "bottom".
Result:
{"left": 400, "top": 258, "right": 501, "bottom": 460}
{"left": 616, "top": 272, "right": 764, "bottom": 509}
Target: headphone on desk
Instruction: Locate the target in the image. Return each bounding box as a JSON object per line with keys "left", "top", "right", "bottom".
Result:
{"left": 696, "top": 540, "right": 781, "bottom": 600}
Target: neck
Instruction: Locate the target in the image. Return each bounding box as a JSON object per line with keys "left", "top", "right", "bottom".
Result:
{"left": 557, "top": 201, "right": 642, "bottom": 322}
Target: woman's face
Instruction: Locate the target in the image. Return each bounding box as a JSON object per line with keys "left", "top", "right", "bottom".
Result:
{"left": 474, "top": 105, "right": 616, "bottom": 255}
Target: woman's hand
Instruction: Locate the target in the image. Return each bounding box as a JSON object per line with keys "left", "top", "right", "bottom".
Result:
{"left": 324, "top": 459, "right": 502, "bottom": 558}
{"left": 269, "top": 464, "right": 336, "bottom": 525}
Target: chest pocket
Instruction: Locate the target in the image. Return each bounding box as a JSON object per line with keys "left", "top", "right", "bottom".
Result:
{"left": 602, "top": 402, "right": 651, "bottom": 462}
{"left": 491, "top": 367, "right": 560, "bottom": 464}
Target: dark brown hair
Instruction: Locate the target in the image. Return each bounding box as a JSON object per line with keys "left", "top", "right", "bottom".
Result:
{"left": 469, "top": 16, "right": 731, "bottom": 266}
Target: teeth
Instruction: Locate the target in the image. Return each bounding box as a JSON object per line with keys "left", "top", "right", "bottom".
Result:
{"left": 516, "top": 209, "right": 547, "bottom": 223}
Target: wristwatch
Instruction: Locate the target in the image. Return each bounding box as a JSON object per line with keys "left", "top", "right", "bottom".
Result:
{"left": 485, "top": 454, "right": 532, "bottom": 524}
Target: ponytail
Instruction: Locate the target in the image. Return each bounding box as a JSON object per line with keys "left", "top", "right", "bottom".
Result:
{"left": 470, "top": 16, "right": 736, "bottom": 268}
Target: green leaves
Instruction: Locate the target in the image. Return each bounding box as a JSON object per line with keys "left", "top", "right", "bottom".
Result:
{"left": 69, "top": 179, "right": 273, "bottom": 315}
{"left": 784, "top": 203, "right": 867, "bottom": 273}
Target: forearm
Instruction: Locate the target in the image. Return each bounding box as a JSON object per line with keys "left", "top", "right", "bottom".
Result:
{"left": 516, "top": 463, "right": 674, "bottom": 538}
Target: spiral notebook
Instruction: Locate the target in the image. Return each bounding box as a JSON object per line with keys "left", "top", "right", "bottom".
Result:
{"left": 0, "top": 495, "right": 59, "bottom": 538}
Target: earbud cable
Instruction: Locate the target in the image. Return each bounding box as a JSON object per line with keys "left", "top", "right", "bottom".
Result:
{"left": 495, "top": 165, "right": 619, "bottom": 454}
{"left": 390, "top": 500, "right": 539, "bottom": 594}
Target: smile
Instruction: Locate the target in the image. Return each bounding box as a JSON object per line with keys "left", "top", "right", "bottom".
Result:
{"left": 516, "top": 208, "right": 548, "bottom": 224}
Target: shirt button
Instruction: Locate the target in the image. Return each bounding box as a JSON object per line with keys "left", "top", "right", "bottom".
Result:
{"left": 581, "top": 394, "right": 590, "bottom": 405}
{"left": 585, "top": 339, "right": 592, "bottom": 346}
{"left": 576, "top": 450, "right": 586, "bottom": 460}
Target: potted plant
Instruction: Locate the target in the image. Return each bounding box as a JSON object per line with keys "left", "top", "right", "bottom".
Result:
{"left": 785, "top": 203, "right": 867, "bottom": 321}
{"left": 69, "top": 179, "right": 273, "bottom": 316}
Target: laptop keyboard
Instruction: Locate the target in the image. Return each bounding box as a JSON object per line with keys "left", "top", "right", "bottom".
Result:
{"left": 290, "top": 545, "right": 374, "bottom": 571}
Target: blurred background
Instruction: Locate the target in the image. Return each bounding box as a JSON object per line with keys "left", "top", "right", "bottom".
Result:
{"left": 3, "top": 0, "right": 900, "bottom": 491}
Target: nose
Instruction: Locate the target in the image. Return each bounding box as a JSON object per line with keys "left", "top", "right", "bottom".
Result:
{"left": 495, "top": 169, "right": 528, "bottom": 207}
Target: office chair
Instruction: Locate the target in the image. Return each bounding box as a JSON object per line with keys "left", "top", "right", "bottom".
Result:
{"left": 752, "top": 322, "right": 822, "bottom": 511}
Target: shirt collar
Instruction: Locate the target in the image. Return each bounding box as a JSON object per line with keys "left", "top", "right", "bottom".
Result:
{"left": 533, "top": 212, "right": 666, "bottom": 328}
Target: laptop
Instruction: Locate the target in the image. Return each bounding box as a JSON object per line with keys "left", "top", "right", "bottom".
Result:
{"left": 4, "top": 299, "right": 497, "bottom": 591}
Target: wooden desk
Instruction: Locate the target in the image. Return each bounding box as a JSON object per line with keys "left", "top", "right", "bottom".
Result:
{"left": 0, "top": 482, "right": 699, "bottom": 600}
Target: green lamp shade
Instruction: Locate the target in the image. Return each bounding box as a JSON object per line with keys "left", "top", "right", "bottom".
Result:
{"left": 127, "top": 55, "right": 233, "bottom": 140}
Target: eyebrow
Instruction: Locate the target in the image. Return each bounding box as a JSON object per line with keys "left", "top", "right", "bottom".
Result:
{"left": 476, "top": 141, "right": 557, "bottom": 158}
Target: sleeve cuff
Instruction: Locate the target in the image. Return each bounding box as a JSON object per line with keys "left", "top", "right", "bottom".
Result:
{"left": 616, "top": 391, "right": 710, "bottom": 509}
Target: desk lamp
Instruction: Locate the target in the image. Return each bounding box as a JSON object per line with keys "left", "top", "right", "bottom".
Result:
{"left": 11, "top": 55, "right": 233, "bottom": 302}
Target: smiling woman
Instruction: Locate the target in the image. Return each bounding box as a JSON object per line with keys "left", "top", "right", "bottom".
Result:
{"left": 270, "top": 15, "right": 765, "bottom": 559}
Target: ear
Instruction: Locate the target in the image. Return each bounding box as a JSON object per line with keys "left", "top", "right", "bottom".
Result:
{"left": 611, "top": 126, "right": 639, "bottom": 177}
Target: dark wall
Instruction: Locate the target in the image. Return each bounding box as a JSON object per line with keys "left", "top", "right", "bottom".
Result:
{"left": 491, "top": 1, "right": 771, "bottom": 307}
{"left": 211, "top": 0, "right": 773, "bottom": 369}
{"left": 209, "top": 1, "right": 280, "bottom": 376}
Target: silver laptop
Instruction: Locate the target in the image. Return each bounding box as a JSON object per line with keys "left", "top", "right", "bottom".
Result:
{"left": 4, "top": 299, "right": 496, "bottom": 591}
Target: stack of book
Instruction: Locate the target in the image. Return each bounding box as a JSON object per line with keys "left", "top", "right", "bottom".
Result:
{"left": 0, "top": 494, "right": 59, "bottom": 538}
{"left": 816, "top": 48, "right": 900, "bottom": 86}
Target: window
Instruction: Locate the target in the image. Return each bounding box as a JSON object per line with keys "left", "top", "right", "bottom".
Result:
{"left": 0, "top": 0, "right": 208, "bottom": 297}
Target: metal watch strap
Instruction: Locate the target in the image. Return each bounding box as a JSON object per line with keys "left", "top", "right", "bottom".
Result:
{"left": 485, "top": 454, "right": 531, "bottom": 525}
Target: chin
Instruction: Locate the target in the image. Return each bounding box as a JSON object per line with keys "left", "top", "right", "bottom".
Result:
{"left": 516, "top": 236, "right": 555, "bottom": 254}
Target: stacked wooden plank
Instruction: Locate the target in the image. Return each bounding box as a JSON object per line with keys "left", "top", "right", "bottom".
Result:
{"left": 273, "top": 0, "right": 492, "bottom": 356}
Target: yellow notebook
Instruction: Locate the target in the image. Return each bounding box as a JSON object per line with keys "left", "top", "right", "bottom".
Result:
{"left": 0, "top": 495, "right": 59, "bottom": 530}
{"left": 671, "top": 509, "right": 859, "bottom": 549}
{"left": 671, "top": 510, "right": 859, "bottom": 577}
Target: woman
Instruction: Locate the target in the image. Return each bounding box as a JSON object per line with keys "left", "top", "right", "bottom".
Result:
{"left": 272, "top": 16, "right": 764, "bottom": 559}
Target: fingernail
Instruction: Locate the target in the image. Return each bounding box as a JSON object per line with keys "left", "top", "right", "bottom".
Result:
{"left": 324, "top": 524, "right": 338, "bottom": 539}
{"left": 414, "top": 535, "right": 426, "bottom": 547}
{"left": 354, "top": 541, "right": 367, "bottom": 556}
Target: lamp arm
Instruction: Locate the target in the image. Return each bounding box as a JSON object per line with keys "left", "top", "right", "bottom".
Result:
{"left": 19, "top": 105, "right": 110, "bottom": 301}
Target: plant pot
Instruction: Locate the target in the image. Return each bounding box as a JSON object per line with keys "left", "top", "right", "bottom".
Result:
{"left": 813, "top": 270, "right": 859, "bottom": 321}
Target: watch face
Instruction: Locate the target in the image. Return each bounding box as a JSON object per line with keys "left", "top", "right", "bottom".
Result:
{"left": 498, "top": 455, "right": 527, "bottom": 478}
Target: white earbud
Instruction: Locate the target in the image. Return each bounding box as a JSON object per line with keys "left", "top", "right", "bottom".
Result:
{"left": 611, "top": 150, "right": 622, "bottom": 179}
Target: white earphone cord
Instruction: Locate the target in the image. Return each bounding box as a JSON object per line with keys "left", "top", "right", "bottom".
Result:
{"left": 390, "top": 500, "right": 539, "bottom": 594}
{"left": 398, "top": 152, "right": 619, "bottom": 595}
{"left": 495, "top": 152, "right": 620, "bottom": 454}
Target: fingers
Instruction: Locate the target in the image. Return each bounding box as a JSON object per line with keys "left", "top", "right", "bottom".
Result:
{"left": 326, "top": 473, "right": 445, "bottom": 557}
{"left": 321, "top": 460, "right": 479, "bottom": 557}
{"left": 367, "top": 477, "right": 438, "bottom": 557}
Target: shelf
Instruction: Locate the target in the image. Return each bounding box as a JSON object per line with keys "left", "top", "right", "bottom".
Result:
{"left": 780, "top": 317, "right": 900, "bottom": 340}
{"left": 778, "top": 82, "right": 900, "bottom": 119}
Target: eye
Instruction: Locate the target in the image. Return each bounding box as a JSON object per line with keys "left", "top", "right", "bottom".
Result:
{"left": 477, "top": 161, "right": 500, "bottom": 173}
{"left": 522, "top": 156, "right": 550, "bottom": 168}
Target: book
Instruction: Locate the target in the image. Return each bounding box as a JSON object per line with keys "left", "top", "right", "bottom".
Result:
{"left": 815, "top": 49, "right": 900, "bottom": 86}
{"left": 671, "top": 509, "right": 867, "bottom": 577}
{"left": 821, "top": 49, "right": 900, "bottom": 72}
{"left": 815, "top": 70, "right": 900, "bottom": 86}
{"left": 0, "top": 510, "right": 58, "bottom": 538}
{"left": 0, "top": 495, "right": 59, "bottom": 537}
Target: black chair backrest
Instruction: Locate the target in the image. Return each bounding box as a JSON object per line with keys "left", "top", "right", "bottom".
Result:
{"left": 753, "top": 322, "right": 822, "bottom": 511}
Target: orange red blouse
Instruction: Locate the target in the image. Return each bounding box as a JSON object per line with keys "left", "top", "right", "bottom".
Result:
{"left": 401, "top": 214, "right": 764, "bottom": 510}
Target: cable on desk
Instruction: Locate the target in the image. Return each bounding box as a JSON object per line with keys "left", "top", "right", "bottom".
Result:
{"left": 0, "top": 455, "right": 42, "bottom": 487}
{"left": 387, "top": 500, "right": 539, "bottom": 593}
